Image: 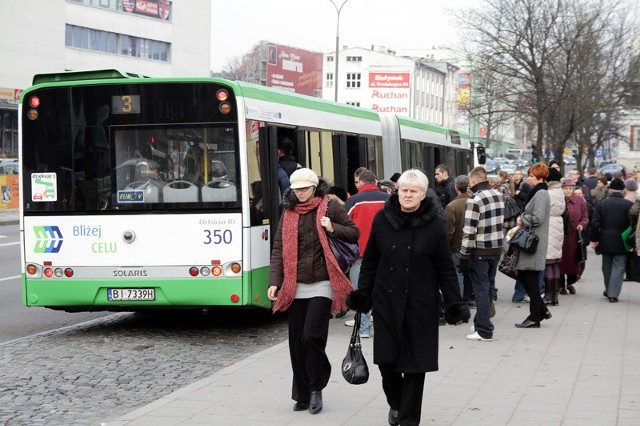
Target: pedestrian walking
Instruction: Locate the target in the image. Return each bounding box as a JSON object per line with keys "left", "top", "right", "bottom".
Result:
{"left": 267, "top": 168, "right": 360, "bottom": 414}
{"left": 347, "top": 169, "right": 469, "bottom": 426}
{"left": 591, "top": 178, "right": 633, "bottom": 303}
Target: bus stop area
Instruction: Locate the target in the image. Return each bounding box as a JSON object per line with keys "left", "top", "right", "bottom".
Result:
{"left": 106, "top": 248, "right": 640, "bottom": 426}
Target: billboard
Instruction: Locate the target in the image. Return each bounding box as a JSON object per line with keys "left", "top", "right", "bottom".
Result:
{"left": 122, "top": 0, "right": 171, "bottom": 21}
{"left": 266, "top": 44, "right": 322, "bottom": 96}
{"left": 457, "top": 71, "right": 471, "bottom": 107}
{"left": 367, "top": 72, "right": 411, "bottom": 115}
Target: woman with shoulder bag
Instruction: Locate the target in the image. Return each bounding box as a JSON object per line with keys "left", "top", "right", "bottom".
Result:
{"left": 267, "top": 168, "right": 359, "bottom": 415}
{"left": 514, "top": 163, "right": 553, "bottom": 328}
{"left": 346, "top": 169, "right": 469, "bottom": 426}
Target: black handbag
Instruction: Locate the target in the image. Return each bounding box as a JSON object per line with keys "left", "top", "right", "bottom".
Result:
{"left": 342, "top": 313, "right": 369, "bottom": 385}
{"left": 576, "top": 230, "right": 587, "bottom": 263}
{"left": 328, "top": 235, "right": 360, "bottom": 274}
{"left": 503, "top": 196, "right": 521, "bottom": 221}
{"left": 498, "top": 245, "right": 519, "bottom": 279}
{"left": 510, "top": 227, "right": 539, "bottom": 254}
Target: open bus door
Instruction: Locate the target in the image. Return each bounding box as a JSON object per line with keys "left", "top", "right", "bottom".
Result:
{"left": 258, "top": 126, "right": 286, "bottom": 250}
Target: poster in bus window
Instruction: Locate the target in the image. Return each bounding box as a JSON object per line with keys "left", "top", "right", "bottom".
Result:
{"left": 31, "top": 173, "right": 57, "bottom": 202}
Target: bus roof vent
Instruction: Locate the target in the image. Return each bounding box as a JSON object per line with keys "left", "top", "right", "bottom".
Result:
{"left": 32, "top": 69, "right": 150, "bottom": 85}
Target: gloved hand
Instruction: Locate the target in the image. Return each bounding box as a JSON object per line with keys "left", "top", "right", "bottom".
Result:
{"left": 346, "top": 290, "right": 372, "bottom": 313}
{"left": 459, "top": 258, "right": 470, "bottom": 274}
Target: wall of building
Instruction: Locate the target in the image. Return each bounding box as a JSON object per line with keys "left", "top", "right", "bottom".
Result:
{"left": 0, "top": 0, "right": 211, "bottom": 91}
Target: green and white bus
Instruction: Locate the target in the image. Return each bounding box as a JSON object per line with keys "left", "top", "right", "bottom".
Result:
{"left": 19, "top": 69, "right": 476, "bottom": 311}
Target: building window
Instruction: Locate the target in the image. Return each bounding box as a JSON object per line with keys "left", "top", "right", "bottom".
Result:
{"left": 66, "top": 24, "right": 170, "bottom": 62}
{"left": 327, "top": 56, "right": 334, "bottom": 62}
{"left": 631, "top": 126, "right": 640, "bottom": 151}
{"left": 346, "top": 56, "right": 362, "bottom": 62}
{"left": 326, "top": 73, "right": 334, "bottom": 88}
{"left": 346, "top": 102, "right": 360, "bottom": 107}
{"left": 346, "top": 73, "right": 361, "bottom": 88}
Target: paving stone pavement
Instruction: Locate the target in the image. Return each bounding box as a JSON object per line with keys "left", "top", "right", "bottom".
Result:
{"left": 107, "top": 249, "right": 640, "bottom": 425}
{"left": 0, "top": 310, "right": 288, "bottom": 425}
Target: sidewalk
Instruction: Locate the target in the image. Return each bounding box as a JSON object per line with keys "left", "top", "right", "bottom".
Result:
{"left": 109, "top": 250, "right": 639, "bottom": 425}
{"left": 0, "top": 208, "right": 19, "bottom": 226}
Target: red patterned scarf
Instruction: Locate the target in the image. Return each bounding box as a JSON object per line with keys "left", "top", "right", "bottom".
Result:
{"left": 273, "top": 196, "right": 353, "bottom": 313}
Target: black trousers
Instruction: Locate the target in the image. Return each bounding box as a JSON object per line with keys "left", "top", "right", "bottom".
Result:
{"left": 379, "top": 363, "right": 426, "bottom": 426}
{"left": 517, "top": 270, "right": 547, "bottom": 322}
{"left": 287, "top": 297, "right": 332, "bottom": 403}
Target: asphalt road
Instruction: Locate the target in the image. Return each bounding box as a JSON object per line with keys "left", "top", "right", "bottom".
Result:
{"left": 0, "top": 223, "right": 112, "bottom": 343}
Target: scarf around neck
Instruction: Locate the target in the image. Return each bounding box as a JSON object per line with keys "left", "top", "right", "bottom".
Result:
{"left": 272, "top": 196, "right": 353, "bottom": 313}
{"left": 526, "top": 182, "right": 548, "bottom": 204}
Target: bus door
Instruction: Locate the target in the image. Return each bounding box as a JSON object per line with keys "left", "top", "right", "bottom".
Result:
{"left": 332, "top": 133, "right": 363, "bottom": 196}
{"left": 256, "top": 125, "right": 285, "bottom": 250}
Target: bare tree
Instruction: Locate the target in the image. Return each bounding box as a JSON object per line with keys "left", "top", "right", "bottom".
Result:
{"left": 452, "top": 0, "right": 639, "bottom": 168}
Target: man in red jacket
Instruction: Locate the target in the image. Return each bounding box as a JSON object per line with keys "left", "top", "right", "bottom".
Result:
{"left": 343, "top": 168, "right": 389, "bottom": 337}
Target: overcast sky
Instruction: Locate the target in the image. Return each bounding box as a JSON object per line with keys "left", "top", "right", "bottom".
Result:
{"left": 210, "top": 0, "right": 475, "bottom": 71}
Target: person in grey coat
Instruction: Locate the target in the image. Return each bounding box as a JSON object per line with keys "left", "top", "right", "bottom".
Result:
{"left": 514, "top": 163, "right": 553, "bottom": 328}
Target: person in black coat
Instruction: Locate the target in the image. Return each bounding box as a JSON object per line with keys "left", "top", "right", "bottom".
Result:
{"left": 434, "top": 163, "right": 457, "bottom": 208}
{"left": 347, "top": 169, "right": 470, "bottom": 426}
{"left": 590, "top": 178, "right": 633, "bottom": 302}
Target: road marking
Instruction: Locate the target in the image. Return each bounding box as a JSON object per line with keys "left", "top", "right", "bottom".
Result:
{"left": 0, "top": 241, "right": 19, "bottom": 247}
{"left": 0, "top": 275, "right": 20, "bottom": 282}
{"left": 0, "top": 235, "right": 7, "bottom": 238}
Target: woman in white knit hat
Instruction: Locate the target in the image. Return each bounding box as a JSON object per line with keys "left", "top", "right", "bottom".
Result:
{"left": 267, "top": 168, "right": 359, "bottom": 415}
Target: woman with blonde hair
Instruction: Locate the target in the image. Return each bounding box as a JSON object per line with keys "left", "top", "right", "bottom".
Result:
{"left": 347, "top": 169, "right": 469, "bottom": 425}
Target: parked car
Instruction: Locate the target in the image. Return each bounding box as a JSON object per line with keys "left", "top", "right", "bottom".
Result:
{"left": 500, "top": 164, "right": 517, "bottom": 174}
{"left": 597, "top": 163, "right": 624, "bottom": 176}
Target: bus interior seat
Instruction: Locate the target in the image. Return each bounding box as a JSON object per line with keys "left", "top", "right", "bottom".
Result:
{"left": 163, "top": 180, "right": 199, "bottom": 202}
{"left": 202, "top": 181, "right": 237, "bottom": 202}
{"left": 125, "top": 181, "right": 162, "bottom": 203}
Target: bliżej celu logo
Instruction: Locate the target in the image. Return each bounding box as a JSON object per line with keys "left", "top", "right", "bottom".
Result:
{"left": 33, "top": 226, "right": 63, "bottom": 253}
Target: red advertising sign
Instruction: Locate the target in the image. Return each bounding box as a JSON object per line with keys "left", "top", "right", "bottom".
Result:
{"left": 368, "top": 73, "right": 410, "bottom": 88}
{"left": 457, "top": 72, "right": 471, "bottom": 90}
{"left": 367, "top": 72, "right": 411, "bottom": 115}
{"left": 266, "top": 44, "right": 322, "bottom": 96}
{"left": 123, "top": 0, "right": 171, "bottom": 21}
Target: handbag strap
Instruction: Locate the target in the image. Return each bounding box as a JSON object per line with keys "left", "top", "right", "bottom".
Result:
{"left": 350, "top": 311, "right": 362, "bottom": 346}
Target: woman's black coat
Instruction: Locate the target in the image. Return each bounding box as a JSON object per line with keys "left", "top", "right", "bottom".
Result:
{"left": 355, "top": 194, "right": 463, "bottom": 373}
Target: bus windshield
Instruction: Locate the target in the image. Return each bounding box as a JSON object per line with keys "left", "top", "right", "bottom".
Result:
{"left": 21, "top": 81, "right": 240, "bottom": 213}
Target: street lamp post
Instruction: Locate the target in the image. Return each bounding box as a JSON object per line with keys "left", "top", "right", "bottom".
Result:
{"left": 329, "top": 0, "right": 350, "bottom": 102}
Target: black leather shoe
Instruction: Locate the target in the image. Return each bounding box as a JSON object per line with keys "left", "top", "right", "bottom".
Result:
{"left": 293, "top": 401, "right": 309, "bottom": 411}
{"left": 515, "top": 319, "right": 540, "bottom": 328}
{"left": 609, "top": 297, "right": 619, "bottom": 303}
{"left": 603, "top": 291, "right": 608, "bottom": 298}
{"left": 543, "top": 309, "right": 552, "bottom": 320}
{"left": 567, "top": 285, "right": 576, "bottom": 294}
{"left": 309, "top": 391, "right": 322, "bottom": 414}
{"left": 388, "top": 408, "right": 400, "bottom": 425}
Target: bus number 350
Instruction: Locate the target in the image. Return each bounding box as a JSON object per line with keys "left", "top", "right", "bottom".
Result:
{"left": 203, "top": 229, "right": 233, "bottom": 245}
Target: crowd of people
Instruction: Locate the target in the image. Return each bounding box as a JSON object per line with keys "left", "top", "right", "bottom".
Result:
{"left": 266, "top": 156, "right": 637, "bottom": 425}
